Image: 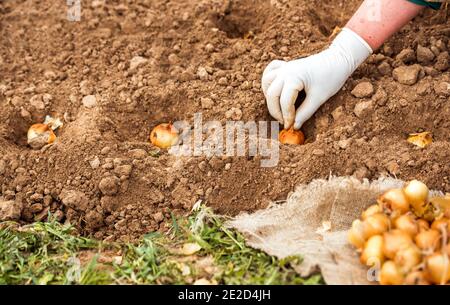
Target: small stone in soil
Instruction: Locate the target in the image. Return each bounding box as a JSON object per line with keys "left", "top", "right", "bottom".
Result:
{"left": 351, "top": 82, "right": 374, "bottom": 98}
{"left": 354, "top": 100, "right": 374, "bottom": 118}
{"left": 82, "top": 95, "right": 97, "bottom": 108}
{"left": 129, "top": 56, "right": 148, "bottom": 72}
{"left": 89, "top": 157, "right": 100, "bottom": 169}
{"left": 200, "top": 97, "right": 214, "bottom": 109}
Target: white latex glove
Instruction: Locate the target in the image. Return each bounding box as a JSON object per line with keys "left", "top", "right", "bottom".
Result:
{"left": 262, "top": 28, "right": 373, "bottom": 129}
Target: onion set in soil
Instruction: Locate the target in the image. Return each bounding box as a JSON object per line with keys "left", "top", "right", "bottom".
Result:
{"left": 27, "top": 116, "right": 63, "bottom": 150}
{"left": 150, "top": 123, "right": 180, "bottom": 149}
{"left": 348, "top": 180, "right": 450, "bottom": 285}
{"left": 278, "top": 128, "right": 305, "bottom": 145}
{"left": 27, "top": 124, "right": 54, "bottom": 149}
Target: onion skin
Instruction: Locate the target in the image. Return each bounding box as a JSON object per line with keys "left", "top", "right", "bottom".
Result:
{"left": 278, "top": 128, "right": 305, "bottom": 145}
{"left": 404, "top": 180, "right": 429, "bottom": 214}
{"left": 378, "top": 189, "right": 410, "bottom": 215}
{"left": 380, "top": 261, "right": 404, "bottom": 285}
{"left": 425, "top": 253, "right": 450, "bottom": 284}
{"left": 382, "top": 229, "right": 413, "bottom": 259}
{"left": 362, "top": 213, "right": 390, "bottom": 239}
{"left": 361, "top": 235, "right": 385, "bottom": 266}
{"left": 150, "top": 123, "right": 180, "bottom": 149}
{"left": 394, "top": 214, "right": 418, "bottom": 238}
{"left": 362, "top": 204, "right": 382, "bottom": 220}
{"left": 415, "top": 229, "right": 441, "bottom": 252}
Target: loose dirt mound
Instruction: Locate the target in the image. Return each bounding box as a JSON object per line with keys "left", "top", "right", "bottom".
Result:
{"left": 0, "top": 0, "right": 448, "bottom": 242}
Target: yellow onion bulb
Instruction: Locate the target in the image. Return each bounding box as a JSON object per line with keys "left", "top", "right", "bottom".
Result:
{"left": 430, "top": 195, "right": 450, "bottom": 219}
{"left": 378, "top": 189, "right": 410, "bottom": 215}
{"left": 431, "top": 218, "right": 449, "bottom": 233}
{"left": 425, "top": 253, "right": 450, "bottom": 285}
{"left": 382, "top": 229, "right": 413, "bottom": 259}
{"left": 362, "top": 204, "right": 382, "bottom": 220}
{"left": 415, "top": 229, "right": 441, "bottom": 252}
{"left": 27, "top": 123, "right": 56, "bottom": 149}
{"left": 361, "top": 235, "right": 385, "bottom": 267}
{"left": 404, "top": 271, "right": 430, "bottom": 285}
{"left": 394, "top": 214, "right": 418, "bottom": 238}
{"left": 278, "top": 128, "right": 305, "bottom": 145}
{"left": 348, "top": 219, "right": 365, "bottom": 249}
{"left": 362, "top": 213, "right": 390, "bottom": 240}
{"left": 379, "top": 261, "right": 404, "bottom": 285}
{"left": 394, "top": 244, "right": 422, "bottom": 274}
{"left": 150, "top": 123, "right": 180, "bottom": 149}
{"left": 404, "top": 180, "right": 429, "bottom": 213}
{"left": 417, "top": 219, "right": 430, "bottom": 232}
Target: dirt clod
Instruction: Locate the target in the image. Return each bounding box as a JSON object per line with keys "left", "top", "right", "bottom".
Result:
{"left": 416, "top": 45, "right": 435, "bottom": 65}
{"left": 0, "top": 199, "right": 23, "bottom": 221}
{"left": 99, "top": 176, "right": 120, "bottom": 196}
{"left": 60, "top": 189, "right": 89, "bottom": 212}
{"left": 392, "top": 65, "right": 422, "bottom": 85}
{"left": 351, "top": 82, "right": 374, "bottom": 98}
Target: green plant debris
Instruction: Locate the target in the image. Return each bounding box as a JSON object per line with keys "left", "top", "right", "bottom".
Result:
{"left": 0, "top": 207, "right": 323, "bottom": 285}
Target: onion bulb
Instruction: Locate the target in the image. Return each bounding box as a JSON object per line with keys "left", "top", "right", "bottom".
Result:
{"left": 383, "top": 229, "right": 413, "bottom": 259}
{"left": 394, "top": 214, "right": 418, "bottom": 238}
{"left": 425, "top": 253, "right": 450, "bottom": 284}
{"left": 404, "top": 180, "right": 429, "bottom": 214}
{"left": 27, "top": 123, "right": 56, "bottom": 149}
{"left": 362, "top": 204, "right": 382, "bottom": 220}
{"left": 379, "top": 261, "right": 404, "bottom": 285}
{"left": 417, "top": 219, "right": 430, "bottom": 232}
{"left": 347, "top": 219, "right": 365, "bottom": 249}
{"left": 150, "top": 123, "right": 179, "bottom": 149}
{"left": 430, "top": 196, "right": 450, "bottom": 219}
{"left": 431, "top": 218, "right": 449, "bottom": 233}
{"left": 404, "top": 271, "right": 430, "bottom": 285}
{"left": 278, "top": 128, "right": 305, "bottom": 145}
{"left": 362, "top": 213, "right": 390, "bottom": 239}
{"left": 415, "top": 229, "right": 441, "bottom": 251}
{"left": 394, "top": 244, "right": 422, "bottom": 274}
{"left": 378, "top": 189, "right": 410, "bottom": 215}
{"left": 361, "top": 235, "right": 385, "bottom": 266}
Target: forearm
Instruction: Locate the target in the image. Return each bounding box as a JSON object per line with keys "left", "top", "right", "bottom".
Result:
{"left": 345, "top": 0, "right": 424, "bottom": 50}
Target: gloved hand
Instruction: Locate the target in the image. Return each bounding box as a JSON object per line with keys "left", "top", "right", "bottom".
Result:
{"left": 262, "top": 28, "right": 373, "bottom": 130}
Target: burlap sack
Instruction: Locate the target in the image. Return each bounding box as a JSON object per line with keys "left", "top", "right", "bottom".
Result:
{"left": 228, "top": 176, "right": 409, "bottom": 285}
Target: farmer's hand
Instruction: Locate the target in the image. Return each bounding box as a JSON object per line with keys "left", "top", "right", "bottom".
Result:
{"left": 262, "top": 28, "right": 372, "bottom": 129}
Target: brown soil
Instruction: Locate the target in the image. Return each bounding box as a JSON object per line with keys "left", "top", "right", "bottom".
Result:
{"left": 0, "top": 0, "right": 449, "bottom": 242}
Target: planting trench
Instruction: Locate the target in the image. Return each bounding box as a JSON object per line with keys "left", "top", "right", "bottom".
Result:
{"left": 0, "top": 0, "right": 449, "bottom": 242}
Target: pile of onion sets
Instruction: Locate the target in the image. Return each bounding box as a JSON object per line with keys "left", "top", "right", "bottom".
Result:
{"left": 348, "top": 180, "right": 450, "bottom": 285}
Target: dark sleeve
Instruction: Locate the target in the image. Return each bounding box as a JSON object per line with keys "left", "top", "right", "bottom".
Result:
{"left": 407, "top": 0, "right": 442, "bottom": 10}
